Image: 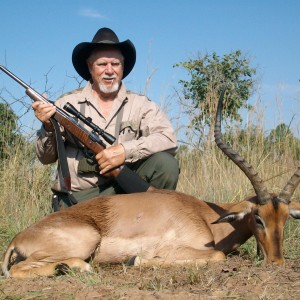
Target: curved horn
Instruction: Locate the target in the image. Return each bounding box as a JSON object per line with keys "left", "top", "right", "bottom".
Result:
{"left": 214, "top": 88, "right": 271, "bottom": 204}
{"left": 278, "top": 166, "right": 300, "bottom": 203}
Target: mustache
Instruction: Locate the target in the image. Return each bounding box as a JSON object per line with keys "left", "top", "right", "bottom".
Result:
{"left": 101, "top": 75, "right": 116, "bottom": 80}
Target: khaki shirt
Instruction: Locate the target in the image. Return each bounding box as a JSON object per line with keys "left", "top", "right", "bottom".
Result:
{"left": 35, "top": 82, "right": 177, "bottom": 192}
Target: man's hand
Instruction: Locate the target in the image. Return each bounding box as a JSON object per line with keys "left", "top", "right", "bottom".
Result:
{"left": 95, "top": 144, "right": 126, "bottom": 174}
{"left": 32, "top": 99, "right": 56, "bottom": 131}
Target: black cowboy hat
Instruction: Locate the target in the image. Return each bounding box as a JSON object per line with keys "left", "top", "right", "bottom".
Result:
{"left": 72, "top": 27, "right": 136, "bottom": 81}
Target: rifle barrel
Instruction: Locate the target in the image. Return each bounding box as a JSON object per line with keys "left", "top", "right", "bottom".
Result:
{"left": 0, "top": 65, "right": 31, "bottom": 90}
{"left": 0, "top": 64, "right": 152, "bottom": 192}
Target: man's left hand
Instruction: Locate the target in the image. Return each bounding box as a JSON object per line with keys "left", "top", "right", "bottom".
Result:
{"left": 95, "top": 144, "right": 126, "bottom": 174}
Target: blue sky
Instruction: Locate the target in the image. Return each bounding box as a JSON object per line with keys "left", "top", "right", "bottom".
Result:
{"left": 0, "top": 0, "right": 299, "bottom": 138}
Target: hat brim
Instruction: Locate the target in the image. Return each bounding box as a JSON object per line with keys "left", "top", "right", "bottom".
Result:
{"left": 72, "top": 40, "right": 136, "bottom": 81}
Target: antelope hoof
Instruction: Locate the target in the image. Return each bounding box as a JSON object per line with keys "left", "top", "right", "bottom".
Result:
{"left": 133, "top": 256, "right": 142, "bottom": 266}
{"left": 55, "top": 263, "right": 70, "bottom": 276}
{"left": 126, "top": 256, "right": 138, "bottom": 266}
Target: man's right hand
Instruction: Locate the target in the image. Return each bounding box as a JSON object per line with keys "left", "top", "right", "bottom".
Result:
{"left": 32, "top": 101, "right": 56, "bottom": 132}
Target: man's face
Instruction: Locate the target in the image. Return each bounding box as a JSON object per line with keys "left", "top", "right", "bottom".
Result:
{"left": 87, "top": 48, "right": 124, "bottom": 95}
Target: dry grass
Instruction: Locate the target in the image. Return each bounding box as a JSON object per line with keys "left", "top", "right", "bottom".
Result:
{"left": 177, "top": 133, "right": 300, "bottom": 202}
{"left": 1, "top": 116, "right": 300, "bottom": 258}
{"left": 1, "top": 98, "right": 300, "bottom": 299}
{"left": 1, "top": 256, "right": 300, "bottom": 299}
{"left": 0, "top": 138, "right": 52, "bottom": 252}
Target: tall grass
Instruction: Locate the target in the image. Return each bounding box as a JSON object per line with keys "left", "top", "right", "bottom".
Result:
{"left": 0, "top": 101, "right": 300, "bottom": 260}
{"left": 176, "top": 118, "right": 300, "bottom": 259}
{"left": 0, "top": 136, "right": 53, "bottom": 254}
{"left": 177, "top": 127, "right": 300, "bottom": 202}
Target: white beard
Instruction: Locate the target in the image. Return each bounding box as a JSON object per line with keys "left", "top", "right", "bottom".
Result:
{"left": 98, "top": 81, "right": 120, "bottom": 94}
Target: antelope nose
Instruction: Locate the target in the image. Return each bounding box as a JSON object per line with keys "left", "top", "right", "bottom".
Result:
{"left": 271, "top": 258, "right": 285, "bottom": 266}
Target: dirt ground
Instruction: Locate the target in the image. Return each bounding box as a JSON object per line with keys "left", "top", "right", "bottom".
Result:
{"left": 1, "top": 255, "right": 300, "bottom": 300}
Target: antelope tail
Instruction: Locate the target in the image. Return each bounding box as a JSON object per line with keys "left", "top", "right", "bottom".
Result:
{"left": 1, "top": 244, "right": 15, "bottom": 278}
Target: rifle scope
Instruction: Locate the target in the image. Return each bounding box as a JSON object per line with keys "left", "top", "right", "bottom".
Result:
{"left": 63, "top": 102, "right": 116, "bottom": 145}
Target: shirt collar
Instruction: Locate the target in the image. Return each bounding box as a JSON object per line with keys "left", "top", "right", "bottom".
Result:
{"left": 77, "top": 81, "right": 128, "bottom": 106}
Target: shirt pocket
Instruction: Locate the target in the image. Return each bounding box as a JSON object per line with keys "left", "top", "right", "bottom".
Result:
{"left": 118, "top": 121, "right": 139, "bottom": 142}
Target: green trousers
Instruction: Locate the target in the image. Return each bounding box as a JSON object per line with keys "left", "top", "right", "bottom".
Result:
{"left": 55, "top": 152, "right": 179, "bottom": 209}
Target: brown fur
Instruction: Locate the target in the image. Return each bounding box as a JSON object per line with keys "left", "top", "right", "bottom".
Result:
{"left": 2, "top": 190, "right": 300, "bottom": 278}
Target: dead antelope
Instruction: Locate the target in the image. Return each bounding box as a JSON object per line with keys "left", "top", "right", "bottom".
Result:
{"left": 2, "top": 92, "right": 300, "bottom": 278}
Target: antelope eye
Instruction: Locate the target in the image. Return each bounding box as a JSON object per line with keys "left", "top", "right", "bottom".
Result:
{"left": 254, "top": 214, "right": 265, "bottom": 228}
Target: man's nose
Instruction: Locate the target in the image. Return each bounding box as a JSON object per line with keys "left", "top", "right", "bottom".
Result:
{"left": 105, "top": 63, "right": 114, "bottom": 73}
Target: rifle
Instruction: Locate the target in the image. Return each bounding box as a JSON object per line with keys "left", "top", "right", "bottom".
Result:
{"left": 0, "top": 65, "right": 152, "bottom": 194}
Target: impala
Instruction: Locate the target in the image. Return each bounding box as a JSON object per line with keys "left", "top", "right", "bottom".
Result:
{"left": 2, "top": 91, "right": 300, "bottom": 278}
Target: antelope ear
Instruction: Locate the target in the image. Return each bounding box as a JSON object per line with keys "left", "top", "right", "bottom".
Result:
{"left": 211, "top": 201, "right": 253, "bottom": 224}
{"left": 289, "top": 202, "right": 300, "bottom": 219}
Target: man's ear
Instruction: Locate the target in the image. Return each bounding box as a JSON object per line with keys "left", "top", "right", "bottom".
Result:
{"left": 211, "top": 201, "right": 253, "bottom": 224}
{"left": 86, "top": 59, "right": 92, "bottom": 74}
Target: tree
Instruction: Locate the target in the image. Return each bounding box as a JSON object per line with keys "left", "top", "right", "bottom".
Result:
{"left": 175, "top": 50, "right": 257, "bottom": 140}
{"left": 0, "top": 102, "right": 21, "bottom": 160}
{"left": 267, "top": 123, "right": 292, "bottom": 143}
{"left": 265, "top": 123, "right": 300, "bottom": 160}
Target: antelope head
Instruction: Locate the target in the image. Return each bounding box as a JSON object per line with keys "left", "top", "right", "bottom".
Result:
{"left": 214, "top": 89, "right": 300, "bottom": 265}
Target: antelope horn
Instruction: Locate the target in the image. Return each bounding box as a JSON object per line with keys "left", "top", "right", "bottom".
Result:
{"left": 278, "top": 166, "right": 300, "bottom": 203}
{"left": 214, "top": 88, "right": 271, "bottom": 204}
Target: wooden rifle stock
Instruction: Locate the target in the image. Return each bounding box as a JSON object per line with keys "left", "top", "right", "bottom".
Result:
{"left": 25, "top": 89, "right": 120, "bottom": 178}
{"left": 0, "top": 65, "right": 153, "bottom": 193}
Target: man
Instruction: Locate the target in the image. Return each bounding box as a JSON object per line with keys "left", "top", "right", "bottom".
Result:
{"left": 33, "top": 27, "right": 179, "bottom": 209}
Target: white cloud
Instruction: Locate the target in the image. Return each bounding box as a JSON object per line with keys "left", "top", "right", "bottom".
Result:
{"left": 79, "top": 9, "right": 106, "bottom": 19}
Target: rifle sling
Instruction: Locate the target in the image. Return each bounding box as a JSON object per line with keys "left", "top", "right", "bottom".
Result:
{"left": 51, "top": 118, "right": 78, "bottom": 205}
{"left": 113, "top": 100, "right": 124, "bottom": 144}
